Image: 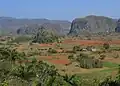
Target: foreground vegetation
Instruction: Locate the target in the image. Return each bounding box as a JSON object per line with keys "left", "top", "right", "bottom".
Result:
{"left": 1, "top": 31, "right": 120, "bottom": 85}
{"left": 0, "top": 46, "right": 120, "bottom": 86}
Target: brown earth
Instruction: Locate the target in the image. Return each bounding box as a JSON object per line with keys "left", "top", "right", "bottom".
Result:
{"left": 104, "top": 57, "right": 120, "bottom": 64}
{"left": 63, "top": 39, "right": 120, "bottom": 46}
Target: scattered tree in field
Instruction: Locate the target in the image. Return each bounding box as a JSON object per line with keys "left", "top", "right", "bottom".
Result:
{"left": 68, "top": 54, "right": 77, "bottom": 61}
{"left": 68, "top": 54, "right": 74, "bottom": 60}
{"left": 73, "top": 45, "right": 82, "bottom": 52}
{"left": 48, "top": 48, "right": 57, "bottom": 53}
{"left": 103, "top": 43, "right": 110, "bottom": 49}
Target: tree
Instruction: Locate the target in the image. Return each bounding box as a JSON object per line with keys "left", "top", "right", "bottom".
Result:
{"left": 48, "top": 48, "right": 57, "bottom": 53}
{"left": 32, "top": 27, "right": 58, "bottom": 44}
{"left": 73, "top": 45, "right": 82, "bottom": 52}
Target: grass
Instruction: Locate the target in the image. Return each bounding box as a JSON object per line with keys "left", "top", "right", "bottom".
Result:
{"left": 103, "top": 61, "right": 119, "bottom": 68}
{"left": 78, "top": 67, "right": 118, "bottom": 80}
{"left": 76, "top": 62, "right": 119, "bottom": 80}
{"left": 100, "top": 67, "right": 118, "bottom": 72}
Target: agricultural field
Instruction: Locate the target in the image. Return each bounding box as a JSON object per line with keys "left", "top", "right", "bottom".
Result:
{"left": 10, "top": 36, "right": 120, "bottom": 80}
{"left": 1, "top": 34, "right": 120, "bottom": 85}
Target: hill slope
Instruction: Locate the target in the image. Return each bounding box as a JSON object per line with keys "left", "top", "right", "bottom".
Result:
{"left": 0, "top": 17, "right": 71, "bottom": 35}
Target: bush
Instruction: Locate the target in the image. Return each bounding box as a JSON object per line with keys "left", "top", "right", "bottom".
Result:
{"left": 73, "top": 45, "right": 82, "bottom": 52}
{"left": 48, "top": 48, "right": 57, "bottom": 53}
{"left": 68, "top": 54, "right": 74, "bottom": 60}
{"left": 64, "top": 50, "right": 76, "bottom": 53}
{"left": 86, "top": 46, "right": 93, "bottom": 51}
{"left": 99, "top": 54, "right": 106, "bottom": 60}
{"left": 103, "top": 43, "right": 110, "bottom": 49}
{"left": 68, "top": 54, "right": 77, "bottom": 60}
{"left": 113, "top": 54, "right": 119, "bottom": 59}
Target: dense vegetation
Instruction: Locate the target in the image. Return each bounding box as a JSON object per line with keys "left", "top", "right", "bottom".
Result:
{"left": 0, "top": 47, "right": 67, "bottom": 86}
{"left": 69, "top": 53, "right": 103, "bottom": 69}
{"left": 0, "top": 46, "right": 120, "bottom": 85}
{"left": 32, "top": 27, "right": 59, "bottom": 44}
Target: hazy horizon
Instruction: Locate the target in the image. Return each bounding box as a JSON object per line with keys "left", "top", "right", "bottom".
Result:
{"left": 0, "top": 0, "right": 120, "bottom": 21}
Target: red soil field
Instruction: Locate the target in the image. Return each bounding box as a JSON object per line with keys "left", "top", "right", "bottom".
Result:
{"left": 37, "top": 39, "right": 120, "bottom": 65}
{"left": 39, "top": 39, "right": 120, "bottom": 47}
{"left": 49, "top": 59, "right": 70, "bottom": 65}
{"left": 78, "top": 40, "right": 105, "bottom": 45}
{"left": 63, "top": 39, "right": 120, "bottom": 46}
{"left": 53, "top": 55, "right": 69, "bottom": 58}
{"left": 47, "top": 56, "right": 53, "bottom": 58}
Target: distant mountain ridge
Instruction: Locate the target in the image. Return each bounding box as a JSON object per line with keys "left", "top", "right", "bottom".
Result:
{"left": 68, "top": 15, "right": 118, "bottom": 35}
{"left": 0, "top": 17, "right": 71, "bottom": 35}
{"left": 0, "top": 15, "right": 120, "bottom": 36}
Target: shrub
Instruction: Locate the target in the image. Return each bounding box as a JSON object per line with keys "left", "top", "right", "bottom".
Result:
{"left": 73, "top": 45, "right": 82, "bottom": 52}
{"left": 103, "top": 43, "right": 110, "bottom": 49}
{"left": 86, "top": 46, "right": 93, "bottom": 51}
{"left": 99, "top": 54, "right": 106, "bottom": 60}
{"left": 113, "top": 54, "right": 119, "bottom": 59}
{"left": 27, "top": 51, "right": 39, "bottom": 57}
{"left": 48, "top": 48, "right": 57, "bottom": 53}
{"left": 60, "top": 48, "right": 63, "bottom": 50}
{"left": 68, "top": 54, "right": 77, "bottom": 60}
{"left": 68, "top": 54, "right": 74, "bottom": 60}
{"left": 64, "top": 50, "right": 76, "bottom": 53}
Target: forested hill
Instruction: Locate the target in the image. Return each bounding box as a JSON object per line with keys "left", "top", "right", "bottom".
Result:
{"left": 0, "top": 17, "right": 71, "bottom": 35}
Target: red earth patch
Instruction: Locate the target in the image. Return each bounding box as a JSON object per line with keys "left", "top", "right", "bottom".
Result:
{"left": 62, "top": 39, "right": 120, "bottom": 46}
{"left": 49, "top": 59, "right": 70, "bottom": 65}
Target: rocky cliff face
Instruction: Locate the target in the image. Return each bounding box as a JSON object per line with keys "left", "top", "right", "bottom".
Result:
{"left": 115, "top": 19, "right": 120, "bottom": 32}
{"left": 68, "top": 15, "right": 117, "bottom": 35}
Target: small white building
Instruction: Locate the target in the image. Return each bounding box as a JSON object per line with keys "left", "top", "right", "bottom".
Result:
{"left": 82, "top": 48, "right": 87, "bottom": 51}
{"left": 91, "top": 48, "right": 97, "bottom": 52}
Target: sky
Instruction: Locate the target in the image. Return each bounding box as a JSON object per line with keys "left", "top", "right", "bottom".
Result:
{"left": 0, "top": 0, "right": 120, "bottom": 21}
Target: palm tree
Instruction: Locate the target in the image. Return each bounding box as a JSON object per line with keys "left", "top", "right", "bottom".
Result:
{"left": 63, "top": 74, "right": 78, "bottom": 86}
